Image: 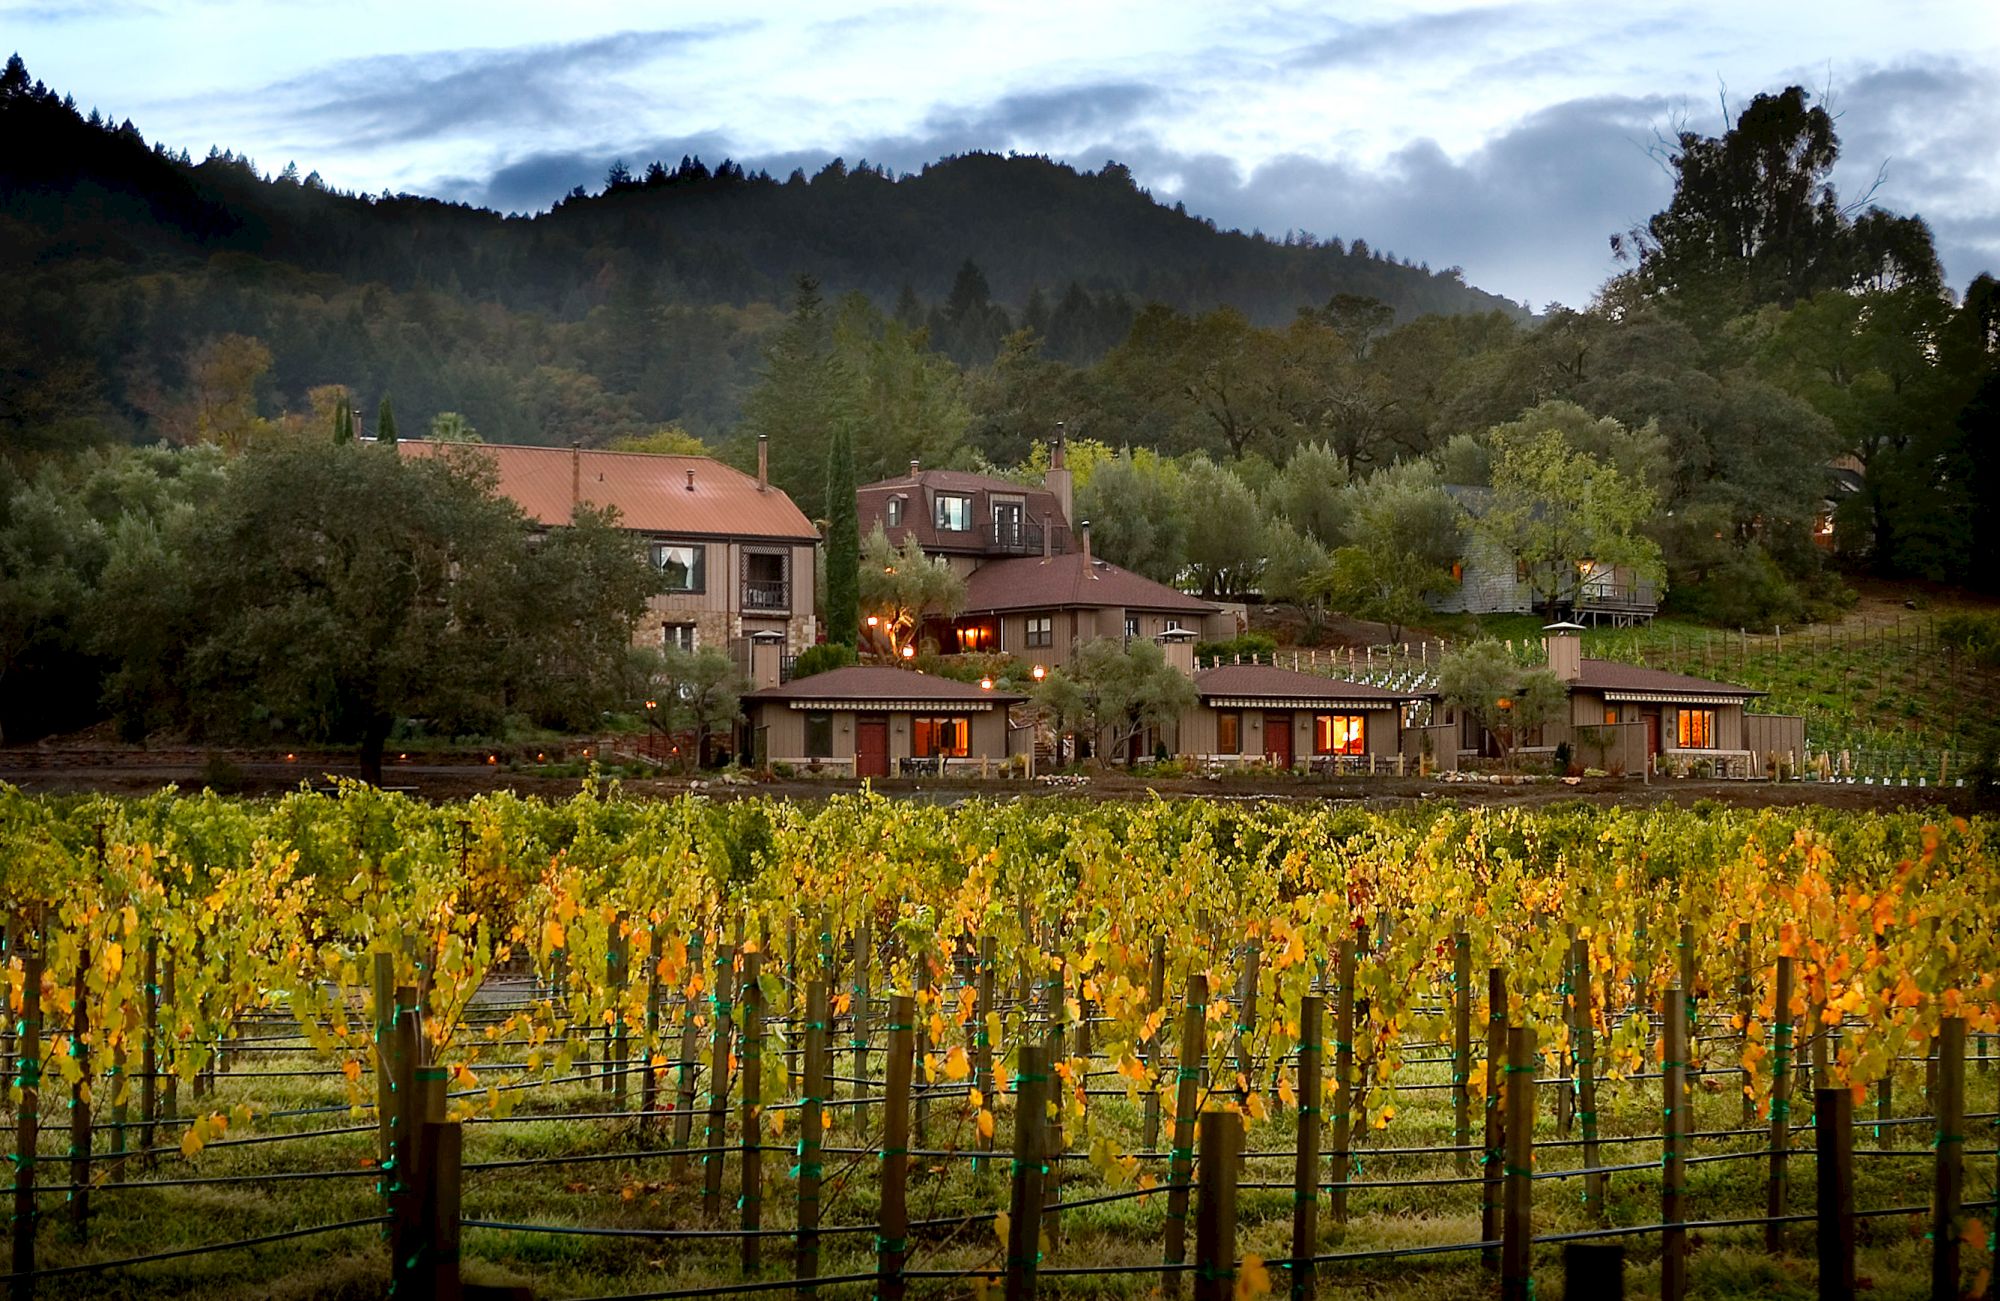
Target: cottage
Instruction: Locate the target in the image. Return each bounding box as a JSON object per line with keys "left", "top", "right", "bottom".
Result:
{"left": 857, "top": 453, "right": 1074, "bottom": 581}
{"left": 401, "top": 436, "right": 820, "bottom": 656}
{"left": 1179, "top": 661, "right": 1435, "bottom": 770}
{"left": 743, "top": 665, "right": 1026, "bottom": 778}
{"left": 1432, "top": 485, "right": 1659, "bottom": 626}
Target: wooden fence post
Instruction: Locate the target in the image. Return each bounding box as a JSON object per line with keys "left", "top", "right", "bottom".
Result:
{"left": 139, "top": 936, "right": 158, "bottom": 1165}
{"left": 1816, "top": 1087, "right": 1855, "bottom": 1301}
{"left": 1932, "top": 1016, "right": 1966, "bottom": 1300}
{"left": 1193, "top": 1110, "right": 1241, "bottom": 1301}
{"left": 1482, "top": 966, "right": 1508, "bottom": 1269}
{"left": 739, "top": 951, "right": 763, "bottom": 1276}
{"left": 1005, "top": 1043, "right": 1048, "bottom": 1301}
{"left": 1500, "top": 1026, "right": 1535, "bottom": 1301}
{"left": 1767, "top": 956, "right": 1795, "bottom": 1255}
{"left": 12, "top": 950, "right": 42, "bottom": 1301}
{"left": 1233, "top": 940, "right": 1260, "bottom": 1102}
{"left": 702, "top": 942, "right": 736, "bottom": 1220}
{"left": 671, "top": 932, "right": 704, "bottom": 1185}
{"left": 417, "top": 1119, "right": 464, "bottom": 1301}
{"left": 1143, "top": 937, "right": 1167, "bottom": 1151}
{"left": 66, "top": 956, "right": 89, "bottom": 1243}
{"left": 795, "top": 976, "right": 827, "bottom": 1296}
{"left": 1452, "top": 932, "right": 1471, "bottom": 1176}
{"left": 1329, "top": 941, "right": 1355, "bottom": 1225}
{"left": 1555, "top": 928, "right": 1575, "bottom": 1140}
{"left": 373, "top": 952, "right": 396, "bottom": 1168}
{"left": 878, "top": 993, "right": 914, "bottom": 1301}
{"left": 1662, "top": 988, "right": 1688, "bottom": 1301}
{"left": 605, "top": 917, "right": 627, "bottom": 1098}
{"left": 1678, "top": 923, "right": 1698, "bottom": 1125}
{"left": 1737, "top": 923, "right": 1754, "bottom": 1128}
{"left": 850, "top": 922, "right": 871, "bottom": 1137}
{"left": 1164, "top": 972, "right": 1208, "bottom": 1291}
{"left": 641, "top": 920, "right": 661, "bottom": 1134}
{"left": 1573, "top": 934, "right": 1602, "bottom": 1222}
{"left": 1290, "top": 994, "right": 1322, "bottom": 1301}
{"left": 973, "top": 936, "right": 997, "bottom": 1175}
{"left": 1564, "top": 1243, "right": 1624, "bottom": 1299}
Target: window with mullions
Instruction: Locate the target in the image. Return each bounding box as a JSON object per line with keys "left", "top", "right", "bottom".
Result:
{"left": 935, "top": 494, "right": 972, "bottom": 531}
{"left": 1024, "top": 616, "right": 1053, "bottom": 648}
{"left": 1215, "top": 711, "right": 1241, "bottom": 754}
{"left": 1313, "top": 713, "right": 1365, "bottom": 756}
{"left": 913, "top": 716, "right": 970, "bottom": 758}
{"left": 1677, "top": 708, "right": 1716, "bottom": 749}
{"left": 651, "top": 543, "right": 705, "bottom": 593}
{"left": 805, "top": 712, "right": 833, "bottom": 759}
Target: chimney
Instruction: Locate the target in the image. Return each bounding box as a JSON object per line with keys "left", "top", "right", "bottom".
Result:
{"left": 570, "top": 442, "right": 581, "bottom": 510}
{"left": 685, "top": 468, "right": 696, "bottom": 493}
{"left": 1043, "top": 420, "right": 1074, "bottom": 535}
{"left": 1543, "top": 621, "right": 1584, "bottom": 683}
{"left": 909, "top": 457, "right": 920, "bottom": 478}
{"left": 1080, "top": 519, "right": 1093, "bottom": 569}
{"left": 1157, "top": 628, "right": 1197, "bottom": 677}
{"left": 756, "top": 434, "right": 769, "bottom": 491}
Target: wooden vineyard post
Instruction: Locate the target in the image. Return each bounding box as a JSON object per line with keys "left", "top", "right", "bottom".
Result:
{"left": 1234, "top": 940, "right": 1260, "bottom": 1101}
{"left": 108, "top": 997, "right": 129, "bottom": 1185}
{"left": 911, "top": 970, "right": 930, "bottom": 1152}
{"left": 12, "top": 949, "right": 42, "bottom": 1301}
{"left": 973, "top": 936, "right": 997, "bottom": 1175}
{"left": 1290, "top": 993, "right": 1323, "bottom": 1301}
{"left": 417, "top": 1118, "right": 464, "bottom": 1301}
{"left": 739, "top": 951, "right": 763, "bottom": 1276}
{"left": 878, "top": 993, "right": 914, "bottom": 1301}
{"left": 671, "top": 931, "right": 704, "bottom": 1184}
{"left": 1042, "top": 971, "right": 1066, "bottom": 1253}
{"left": 159, "top": 954, "right": 176, "bottom": 1142}
{"left": 1329, "top": 940, "right": 1356, "bottom": 1225}
{"left": 607, "top": 919, "right": 629, "bottom": 1102}
{"left": 850, "top": 921, "right": 871, "bottom": 1138}
{"left": 1193, "top": 1110, "right": 1241, "bottom": 1301}
{"left": 1815, "top": 1087, "right": 1855, "bottom": 1301}
{"left": 1767, "top": 955, "right": 1795, "bottom": 1254}
{"left": 1678, "top": 922, "right": 1697, "bottom": 1128}
{"left": 1931, "top": 1015, "right": 1965, "bottom": 1300}
{"left": 139, "top": 936, "right": 158, "bottom": 1164}
{"left": 372, "top": 952, "right": 396, "bottom": 1167}
{"left": 1563, "top": 1244, "right": 1624, "bottom": 1299}
{"left": 702, "top": 942, "right": 735, "bottom": 1220}
{"left": 392, "top": 1064, "right": 447, "bottom": 1296}
{"left": 1482, "top": 966, "right": 1508, "bottom": 1269}
{"left": 1738, "top": 922, "right": 1754, "bottom": 1128}
{"left": 1142, "top": 937, "right": 1167, "bottom": 1150}
{"left": 795, "top": 977, "right": 827, "bottom": 1296}
{"left": 1662, "top": 988, "right": 1688, "bottom": 1301}
{"left": 641, "top": 920, "right": 662, "bottom": 1134}
{"left": 1005, "top": 1043, "right": 1049, "bottom": 1301}
{"left": 1452, "top": 932, "right": 1471, "bottom": 1176}
{"left": 66, "top": 955, "right": 89, "bottom": 1242}
{"left": 1163, "top": 971, "right": 1208, "bottom": 1291}
{"left": 1555, "top": 928, "right": 1574, "bottom": 1139}
{"left": 1573, "top": 934, "right": 1603, "bottom": 1222}
{"left": 1500, "top": 1026, "right": 1535, "bottom": 1301}
{"left": 784, "top": 916, "right": 799, "bottom": 1093}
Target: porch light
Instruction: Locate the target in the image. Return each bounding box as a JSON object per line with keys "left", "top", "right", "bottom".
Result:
{"left": 487, "top": 754, "right": 498, "bottom": 764}
{"left": 1496, "top": 698, "right": 1513, "bottom": 710}
{"left": 866, "top": 615, "right": 879, "bottom": 627}
{"left": 980, "top": 678, "right": 994, "bottom": 690}
{"left": 901, "top": 645, "right": 916, "bottom": 659}
{"left": 645, "top": 700, "right": 657, "bottom": 710}
{"left": 1032, "top": 664, "right": 1046, "bottom": 681}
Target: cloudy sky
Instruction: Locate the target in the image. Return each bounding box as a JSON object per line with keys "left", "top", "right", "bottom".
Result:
{"left": 9, "top": 1, "right": 1997, "bottom": 308}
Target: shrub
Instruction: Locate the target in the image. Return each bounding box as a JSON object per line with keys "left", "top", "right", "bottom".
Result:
{"left": 1195, "top": 632, "right": 1279, "bottom": 663}
{"left": 790, "top": 643, "right": 857, "bottom": 680}
{"left": 1937, "top": 612, "right": 2000, "bottom": 667}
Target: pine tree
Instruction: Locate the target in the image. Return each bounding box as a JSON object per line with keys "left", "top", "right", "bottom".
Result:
{"left": 824, "top": 419, "right": 859, "bottom": 647}
{"left": 333, "top": 395, "right": 354, "bottom": 444}
{"left": 377, "top": 397, "right": 398, "bottom": 444}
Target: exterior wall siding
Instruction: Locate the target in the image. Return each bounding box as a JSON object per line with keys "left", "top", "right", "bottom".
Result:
{"left": 1431, "top": 533, "right": 1531, "bottom": 615}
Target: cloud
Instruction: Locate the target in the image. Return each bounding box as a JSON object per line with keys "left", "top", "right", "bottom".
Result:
{"left": 257, "top": 25, "right": 750, "bottom": 152}
{"left": 1282, "top": 5, "right": 1530, "bottom": 70}
{"left": 0, "top": 0, "right": 159, "bottom": 22}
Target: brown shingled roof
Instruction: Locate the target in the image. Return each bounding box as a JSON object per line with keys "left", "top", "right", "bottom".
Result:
{"left": 1194, "top": 664, "right": 1432, "bottom": 704}
{"left": 961, "top": 553, "right": 1219, "bottom": 616}
{"left": 857, "top": 469, "right": 1070, "bottom": 554}
{"left": 1573, "top": 659, "right": 1763, "bottom": 698}
{"left": 399, "top": 441, "right": 819, "bottom": 541}
{"left": 748, "top": 666, "right": 1025, "bottom": 704}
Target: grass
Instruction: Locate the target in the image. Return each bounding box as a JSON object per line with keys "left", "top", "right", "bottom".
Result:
{"left": 17, "top": 992, "right": 1998, "bottom": 1299}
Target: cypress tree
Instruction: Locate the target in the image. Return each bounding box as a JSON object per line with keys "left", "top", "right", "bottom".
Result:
{"left": 376, "top": 397, "right": 398, "bottom": 445}
{"left": 333, "top": 395, "right": 354, "bottom": 444}
{"left": 824, "top": 419, "right": 859, "bottom": 647}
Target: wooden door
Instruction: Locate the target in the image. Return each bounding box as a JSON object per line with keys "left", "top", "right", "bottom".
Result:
{"left": 1642, "top": 710, "right": 1661, "bottom": 768}
{"left": 855, "top": 714, "right": 889, "bottom": 778}
{"left": 1264, "top": 712, "right": 1293, "bottom": 768}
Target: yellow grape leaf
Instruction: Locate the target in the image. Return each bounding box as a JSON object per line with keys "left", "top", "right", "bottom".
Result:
{"left": 180, "top": 1117, "right": 207, "bottom": 1159}
{"left": 929, "top": 1010, "right": 945, "bottom": 1044}
{"left": 833, "top": 992, "right": 853, "bottom": 1016}
{"left": 1278, "top": 1077, "right": 1297, "bottom": 1109}
{"left": 231, "top": 1103, "right": 253, "bottom": 1127}
{"left": 993, "top": 1211, "right": 1010, "bottom": 1246}
{"left": 943, "top": 1046, "right": 971, "bottom": 1081}
{"left": 767, "top": 1109, "right": 786, "bottom": 1137}
{"left": 1236, "top": 1254, "right": 1272, "bottom": 1299}
{"left": 542, "top": 919, "right": 566, "bottom": 952}
{"left": 969, "top": 1087, "right": 984, "bottom": 1109}
{"left": 1246, "top": 1091, "right": 1269, "bottom": 1122}
{"left": 821, "top": 1110, "right": 832, "bottom": 1132}
{"left": 976, "top": 1108, "right": 995, "bottom": 1139}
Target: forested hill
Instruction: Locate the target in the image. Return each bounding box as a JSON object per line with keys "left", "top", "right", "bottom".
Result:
{"left": 0, "top": 56, "right": 1524, "bottom": 451}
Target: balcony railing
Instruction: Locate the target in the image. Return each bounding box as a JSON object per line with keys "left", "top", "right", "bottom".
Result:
{"left": 743, "top": 580, "right": 789, "bottom": 612}
{"left": 985, "top": 520, "right": 1051, "bottom": 555}
{"left": 1575, "top": 580, "right": 1659, "bottom": 612}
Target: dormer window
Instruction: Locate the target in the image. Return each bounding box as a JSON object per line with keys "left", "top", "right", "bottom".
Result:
{"left": 935, "top": 494, "right": 972, "bottom": 532}
{"left": 886, "top": 496, "right": 904, "bottom": 528}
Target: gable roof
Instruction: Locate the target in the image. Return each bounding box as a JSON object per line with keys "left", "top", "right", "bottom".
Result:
{"left": 747, "top": 665, "right": 1025, "bottom": 708}
{"left": 961, "top": 552, "right": 1218, "bottom": 616}
{"left": 857, "top": 468, "right": 1070, "bottom": 553}
{"left": 1573, "top": 658, "right": 1764, "bottom": 700}
{"left": 399, "top": 441, "right": 819, "bottom": 541}
{"left": 1194, "top": 664, "right": 1433, "bottom": 708}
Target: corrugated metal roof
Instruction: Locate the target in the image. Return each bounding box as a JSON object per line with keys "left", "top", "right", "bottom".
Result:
{"left": 399, "top": 441, "right": 820, "bottom": 541}
{"left": 1194, "top": 664, "right": 1432, "bottom": 703}
{"left": 961, "top": 553, "right": 1218, "bottom": 616}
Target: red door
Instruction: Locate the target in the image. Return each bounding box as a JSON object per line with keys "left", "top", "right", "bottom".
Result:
{"left": 1264, "top": 712, "right": 1293, "bottom": 767}
{"left": 855, "top": 714, "right": 889, "bottom": 778}
{"left": 1642, "top": 710, "right": 1661, "bottom": 763}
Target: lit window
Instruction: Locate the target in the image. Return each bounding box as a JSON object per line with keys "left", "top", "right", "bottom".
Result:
{"left": 935, "top": 494, "right": 972, "bottom": 531}
{"left": 663, "top": 623, "right": 698, "bottom": 652}
{"left": 652, "top": 543, "right": 705, "bottom": 593}
{"left": 1216, "top": 712, "right": 1241, "bottom": 754}
{"left": 913, "top": 716, "right": 970, "bottom": 758}
{"left": 1124, "top": 617, "right": 1139, "bottom": 639}
{"left": 1025, "top": 616, "right": 1053, "bottom": 648}
{"left": 1604, "top": 707, "right": 1619, "bottom": 726}
{"left": 1166, "top": 619, "right": 1182, "bottom": 632}
{"left": 1677, "top": 709, "right": 1715, "bottom": 749}
{"left": 1314, "top": 714, "right": 1365, "bottom": 756}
